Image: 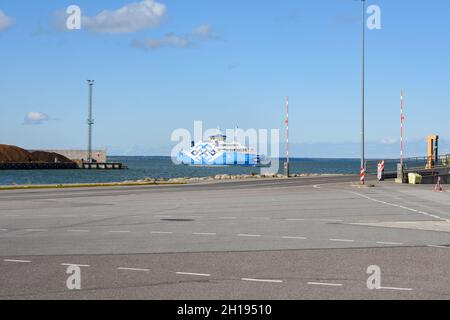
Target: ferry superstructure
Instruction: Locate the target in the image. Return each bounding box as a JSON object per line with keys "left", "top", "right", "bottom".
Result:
{"left": 177, "top": 133, "right": 261, "bottom": 166}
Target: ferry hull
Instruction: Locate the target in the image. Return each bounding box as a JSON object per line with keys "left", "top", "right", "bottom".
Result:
{"left": 177, "top": 151, "right": 260, "bottom": 166}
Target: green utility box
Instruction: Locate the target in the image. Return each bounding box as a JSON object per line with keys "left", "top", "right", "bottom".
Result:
{"left": 408, "top": 173, "right": 422, "bottom": 185}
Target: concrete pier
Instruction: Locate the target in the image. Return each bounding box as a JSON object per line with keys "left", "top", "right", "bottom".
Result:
{"left": 0, "top": 162, "right": 79, "bottom": 170}
{"left": 80, "top": 162, "right": 125, "bottom": 170}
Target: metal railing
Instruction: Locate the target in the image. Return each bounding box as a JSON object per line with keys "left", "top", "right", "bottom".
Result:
{"left": 366, "top": 154, "right": 450, "bottom": 174}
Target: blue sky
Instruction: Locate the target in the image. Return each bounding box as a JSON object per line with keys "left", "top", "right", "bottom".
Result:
{"left": 0, "top": 0, "right": 449, "bottom": 157}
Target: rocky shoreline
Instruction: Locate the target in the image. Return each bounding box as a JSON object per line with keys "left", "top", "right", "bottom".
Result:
{"left": 132, "top": 173, "right": 348, "bottom": 184}
{"left": 0, "top": 173, "right": 351, "bottom": 190}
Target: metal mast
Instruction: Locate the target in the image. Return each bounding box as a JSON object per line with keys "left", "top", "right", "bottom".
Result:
{"left": 400, "top": 90, "right": 405, "bottom": 168}
{"left": 284, "top": 96, "right": 290, "bottom": 177}
{"left": 87, "top": 80, "right": 95, "bottom": 163}
{"left": 361, "top": 0, "right": 366, "bottom": 171}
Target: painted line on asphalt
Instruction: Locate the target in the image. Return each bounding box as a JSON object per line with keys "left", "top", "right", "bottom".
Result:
{"left": 377, "top": 241, "right": 404, "bottom": 246}
{"left": 307, "top": 282, "right": 343, "bottom": 287}
{"left": 378, "top": 286, "right": 413, "bottom": 291}
{"left": 282, "top": 236, "right": 307, "bottom": 240}
{"left": 349, "top": 191, "right": 450, "bottom": 222}
{"left": 329, "top": 239, "right": 355, "bottom": 243}
{"left": 117, "top": 267, "right": 149, "bottom": 272}
{"left": 242, "top": 278, "right": 283, "bottom": 283}
{"left": 238, "top": 234, "right": 262, "bottom": 237}
{"left": 176, "top": 272, "right": 211, "bottom": 277}
{"left": 427, "top": 245, "right": 449, "bottom": 249}
{"left": 61, "top": 263, "right": 90, "bottom": 267}
{"left": 0, "top": 229, "right": 8, "bottom": 231}
{"left": 192, "top": 233, "right": 217, "bottom": 236}
{"left": 3, "top": 259, "right": 32, "bottom": 263}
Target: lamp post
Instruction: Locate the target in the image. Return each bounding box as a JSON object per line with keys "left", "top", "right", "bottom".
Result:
{"left": 360, "top": 0, "right": 366, "bottom": 173}
{"left": 87, "top": 80, "right": 95, "bottom": 163}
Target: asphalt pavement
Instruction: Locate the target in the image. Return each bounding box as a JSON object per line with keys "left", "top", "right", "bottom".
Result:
{"left": 0, "top": 176, "right": 449, "bottom": 299}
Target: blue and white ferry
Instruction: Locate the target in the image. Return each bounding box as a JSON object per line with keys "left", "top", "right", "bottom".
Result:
{"left": 177, "top": 133, "right": 261, "bottom": 166}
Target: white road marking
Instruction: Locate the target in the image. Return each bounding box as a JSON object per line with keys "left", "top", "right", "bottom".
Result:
{"left": 61, "top": 263, "right": 90, "bottom": 267}
{"left": 350, "top": 191, "right": 450, "bottom": 222}
{"left": 151, "top": 231, "right": 173, "bottom": 234}
{"left": 378, "top": 286, "right": 413, "bottom": 291}
{"left": 308, "top": 282, "right": 343, "bottom": 287}
{"left": 329, "top": 239, "right": 355, "bottom": 243}
{"left": 427, "top": 245, "right": 449, "bottom": 249}
{"left": 117, "top": 267, "right": 149, "bottom": 272}
{"left": 176, "top": 272, "right": 211, "bottom": 277}
{"left": 67, "top": 229, "right": 89, "bottom": 232}
{"left": 0, "top": 229, "right": 8, "bottom": 231}
{"left": 238, "top": 234, "right": 262, "bottom": 237}
{"left": 3, "top": 259, "right": 31, "bottom": 263}
{"left": 108, "top": 230, "right": 131, "bottom": 233}
{"left": 242, "top": 278, "right": 283, "bottom": 283}
{"left": 192, "top": 233, "right": 217, "bottom": 236}
{"left": 282, "top": 236, "right": 307, "bottom": 240}
{"left": 377, "top": 241, "right": 404, "bottom": 245}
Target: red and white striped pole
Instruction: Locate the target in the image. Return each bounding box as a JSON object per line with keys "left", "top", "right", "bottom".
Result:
{"left": 286, "top": 96, "right": 289, "bottom": 164}
{"left": 400, "top": 90, "right": 405, "bottom": 168}
{"left": 360, "top": 164, "right": 366, "bottom": 185}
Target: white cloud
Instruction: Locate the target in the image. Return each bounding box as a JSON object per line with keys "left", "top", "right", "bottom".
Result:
{"left": 133, "top": 33, "right": 190, "bottom": 49}
{"left": 0, "top": 10, "right": 14, "bottom": 31}
{"left": 379, "top": 138, "right": 398, "bottom": 145}
{"left": 191, "top": 24, "right": 218, "bottom": 39}
{"left": 82, "top": 0, "right": 166, "bottom": 33}
{"left": 24, "top": 112, "right": 50, "bottom": 125}
{"left": 132, "top": 24, "right": 218, "bottom": 50}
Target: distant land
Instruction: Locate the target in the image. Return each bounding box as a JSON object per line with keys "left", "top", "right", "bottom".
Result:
{"left": 105, "top": 139, "right": 450, "bottom": 159}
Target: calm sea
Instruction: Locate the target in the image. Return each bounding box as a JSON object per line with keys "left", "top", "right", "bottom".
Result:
{"left": 0, "top": 157, "right": 361, "bottom": 186}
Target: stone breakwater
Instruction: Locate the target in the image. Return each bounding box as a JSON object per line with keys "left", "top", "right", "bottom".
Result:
{"left": 131, "top": 173, "right": 347, "bottom": 184}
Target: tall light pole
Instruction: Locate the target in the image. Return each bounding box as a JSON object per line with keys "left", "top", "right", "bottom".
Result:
{"left": 87, "top": 80, "right": 95, "bottom": 163}
{"left": 285, "top": 96, "right": 289, "bottom": 177}
{"left": 361, "top": 0, "right": 366, "bottom": 171}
